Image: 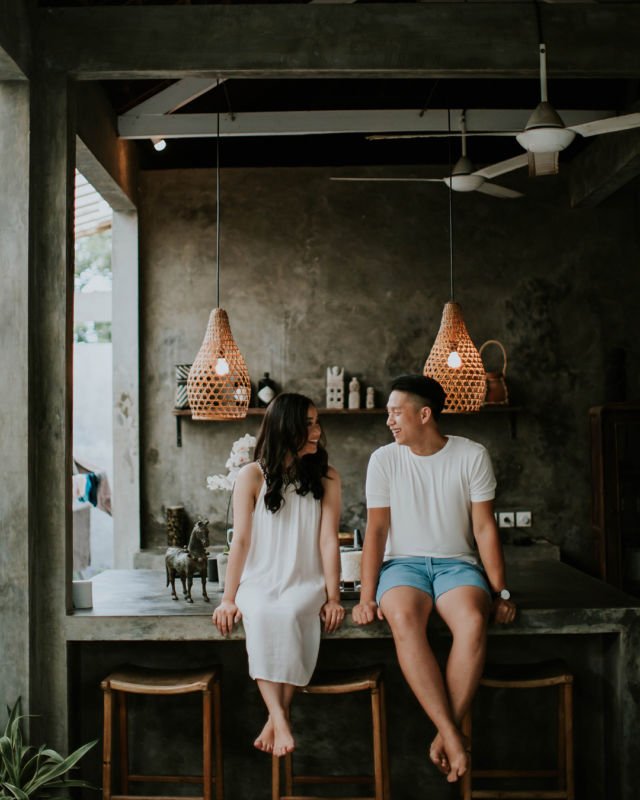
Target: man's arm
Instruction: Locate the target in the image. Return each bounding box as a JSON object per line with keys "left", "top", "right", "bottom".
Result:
{"left": 352, "top": 506, "right": 390, "bottom": 624}
{"left": 472, "top": 500, "right": 516, "bottom": 624}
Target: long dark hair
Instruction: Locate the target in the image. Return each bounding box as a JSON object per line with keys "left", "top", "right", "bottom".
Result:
{"left": 255, "top": 393, "right": 329, "bottom": 513}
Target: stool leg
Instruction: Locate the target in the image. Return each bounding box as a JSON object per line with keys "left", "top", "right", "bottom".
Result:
{"left": 371, "top": 686, "right": 384, "bottom": 800}
{"left": 564, "top": 683, "right": 575, "bottom": 800}
{"left": 379, "top": 682, "right": 391, "bottom": 800}
{"left": 284, "top": 752, "right": 293, "bottom": 797}
{"left": 213, "top": 679, "right": 224, "bottom": 800}
{"left": 203, "top": 690, "right": 212, "bottom": 800}
{"left": 271, "top": 755, "right": 280, "bottom": 800}
{"left": 102, "top": 688, "right": 113, "bottom": 800}
{"left": 460, "top": 708, "right": 472, "bottom": 800}
{"left": 117, "top": 692, "right": 129, "bottom": 795}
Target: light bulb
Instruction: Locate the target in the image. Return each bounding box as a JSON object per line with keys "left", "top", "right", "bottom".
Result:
{"left": 151, "top": 137, "right": 167, "bottom": 152}
{"left": 215, "top": 357, "right": 230, "bottom": 376}
{"left": 447, "top": 351, "right": 462, "bottom": 369}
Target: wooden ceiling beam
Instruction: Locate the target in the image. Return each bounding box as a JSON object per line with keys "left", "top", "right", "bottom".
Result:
{"left": 40, "top": 4, "right": 640, "bottom": 81}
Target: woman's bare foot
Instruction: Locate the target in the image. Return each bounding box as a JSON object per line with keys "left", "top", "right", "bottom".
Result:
{"left": 272, "top": 714, "right": 295, "bottom": 757}
{"left": 254, "top": 717, "right": 275, "bottom": 752}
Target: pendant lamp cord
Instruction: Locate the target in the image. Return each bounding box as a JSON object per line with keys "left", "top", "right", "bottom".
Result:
{"left": 447, "top": 108, "right": 454, "bottom": 302}
{"left": 215, "top": 105, "right": 221, "bottom": 308}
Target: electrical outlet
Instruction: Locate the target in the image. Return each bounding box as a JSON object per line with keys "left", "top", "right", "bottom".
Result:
{"left": 516, "top": 511, "right": 532, "bottom": 528}
{"left": 498, "top": 512, "right": 515, "bottom": 528}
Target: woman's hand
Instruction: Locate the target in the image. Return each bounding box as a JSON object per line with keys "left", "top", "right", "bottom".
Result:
{"left": 212, "top": 600, "right": 242, "bottom": 636}
{"left": 320, "top": 599, "right": 345, "bottom": 633}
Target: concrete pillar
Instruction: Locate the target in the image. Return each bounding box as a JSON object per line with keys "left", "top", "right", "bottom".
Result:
{"left": 112, "top": 210, "right": 141, "bottom": 568}
{"left": 27, "top": 69, "right": 74, "bottom": 750}
{"left": 0, "top": 80, "right": 31, "bottom": 711}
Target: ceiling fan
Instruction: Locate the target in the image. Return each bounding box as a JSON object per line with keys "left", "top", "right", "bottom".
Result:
{"left": 515, "top": 43, "right": 640, "bottom": 176}
{"left": 331, "top": 112, "right": 528, "bottom": 199}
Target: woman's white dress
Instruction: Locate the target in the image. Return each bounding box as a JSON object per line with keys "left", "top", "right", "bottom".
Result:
{"left": 236, "top": 480, "right": 326, "bottom": 686}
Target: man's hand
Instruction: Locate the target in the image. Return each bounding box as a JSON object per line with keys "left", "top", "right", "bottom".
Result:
{"left": 352, "top": 600, "right": 384, "bottom": 625}
{"left": 212, "top": 600, "right": 242, "bottom": 636}
{"left": 320, "top": 599, "right": 346, "bottom": 633}
{"left": 492, "top": 598, "right": 516, "bottom": 624}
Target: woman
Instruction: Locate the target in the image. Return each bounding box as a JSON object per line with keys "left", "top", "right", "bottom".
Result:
{"left": 212, "top": 393, "right": 344, "bottom": 757}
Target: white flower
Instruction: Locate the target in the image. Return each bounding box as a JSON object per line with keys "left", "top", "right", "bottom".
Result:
{"left": 207, "top": 434, "right": 257, "bottom": 492}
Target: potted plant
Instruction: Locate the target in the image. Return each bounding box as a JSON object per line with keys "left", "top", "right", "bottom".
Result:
{"left": 0, "top": 698, "right": 96, "bottom": 800}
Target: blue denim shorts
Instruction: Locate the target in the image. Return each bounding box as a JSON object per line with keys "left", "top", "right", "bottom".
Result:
{"left": 376, "top": 556, "right": 490, "bottom": 604}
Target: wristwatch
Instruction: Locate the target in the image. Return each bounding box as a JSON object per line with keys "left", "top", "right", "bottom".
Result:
{"left": 492, "top": 588, "right": 511, "bottom": 601}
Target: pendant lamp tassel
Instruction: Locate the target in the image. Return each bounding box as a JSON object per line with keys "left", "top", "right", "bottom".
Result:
{"left": 424, "top": 301, "right": 486, "bottom": 413}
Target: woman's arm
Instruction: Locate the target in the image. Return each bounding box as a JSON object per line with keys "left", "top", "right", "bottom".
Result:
{"left": 318, "top": 466, "right": 344, "bottom": 632}
{"left": 352, "top": 506, "right": 390, "bottom": 624}
{"left": 212, "top": 462, "right": 261, "bottom": 635}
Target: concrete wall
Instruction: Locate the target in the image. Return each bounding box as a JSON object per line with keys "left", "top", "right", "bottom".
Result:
{"left": 140, "top": 167, "right": 640, "bottom": 572}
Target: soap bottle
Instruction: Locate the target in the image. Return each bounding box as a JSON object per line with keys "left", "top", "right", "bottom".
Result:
{"left": 257, "top": 372, "right": 277, "bottom": 407}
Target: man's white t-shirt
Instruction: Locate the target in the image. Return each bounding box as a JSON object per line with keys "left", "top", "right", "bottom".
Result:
{"left": 365, "top": 436, "right": 496, "bottom": 562}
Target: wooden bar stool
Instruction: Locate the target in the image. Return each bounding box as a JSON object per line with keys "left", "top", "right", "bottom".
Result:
{"left": 460, "top": 659, "right": 574, "bottom": 800}
{"left": 101, "top": 666, "right": 224, "bottom": 800}
{"left": 272, "top": 666, "right": 390, "bottom": 800}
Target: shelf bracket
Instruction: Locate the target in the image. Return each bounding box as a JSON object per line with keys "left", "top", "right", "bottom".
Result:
{"left": 176, "top": 415, "right": 182, "bottom": 447}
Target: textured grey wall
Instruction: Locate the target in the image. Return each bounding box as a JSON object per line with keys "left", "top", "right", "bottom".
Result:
{"left": 140, "top": 167, "right": 639, "bottom": 572}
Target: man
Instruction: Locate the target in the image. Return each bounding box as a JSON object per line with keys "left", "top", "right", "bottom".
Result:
{"left": 352, "top": 374, "right": 516, "bottom": 783}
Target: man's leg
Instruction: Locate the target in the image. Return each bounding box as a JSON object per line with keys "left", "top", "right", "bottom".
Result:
{"left": 380, "top": 586, "right": 469, "bottom": 782}
{"left": 429, "top": 586, "right": 490, "bottom": 769}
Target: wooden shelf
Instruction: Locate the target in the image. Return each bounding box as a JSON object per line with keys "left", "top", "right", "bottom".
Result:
{"left": 172, "top": 405, "right": 521, "bottom": 445}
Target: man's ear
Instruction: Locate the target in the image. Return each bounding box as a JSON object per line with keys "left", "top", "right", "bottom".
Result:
{"left": 420, "top": 405, "right": 432, "bottom": 424}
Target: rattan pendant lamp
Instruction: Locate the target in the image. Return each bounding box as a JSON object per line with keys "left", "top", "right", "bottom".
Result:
{"left": 187, "top": 107, "right": 251, "bottom": 420}
{"left": 423, "top": 112, "right": 486, "bottom": 413}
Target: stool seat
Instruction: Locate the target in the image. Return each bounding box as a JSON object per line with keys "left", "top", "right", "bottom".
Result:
{"left": 273, "top": 666, "right": 389, "bottom": 800}
{"left": 480, "top": 659, "right": 573, "bottom": 688}
{"left": 102, "top": 665, "right": 223, "bottom": 800}
{"left": 461, "top": 659, "right": 574, "bottom": 800}
{"left": 102, "top": 667, "right": 219, "bottom": 695}
{"left": 298, "top": 667, "right": 383, "bottom": 695}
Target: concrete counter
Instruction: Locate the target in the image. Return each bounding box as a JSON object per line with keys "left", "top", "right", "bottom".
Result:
{"left": 67, "top": 560, "right": 640, "bottom": 799}
{"left": 66, "top": 560, "right": 640, "bottom": 642}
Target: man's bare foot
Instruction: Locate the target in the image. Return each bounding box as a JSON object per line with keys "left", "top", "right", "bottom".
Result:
{"left": 429, "top": 732, "right": 450, "bottom": 775}
{"left": 441, "top": 729, "right": 470, "bottom": 783}
{"left": 254, "top": 717, "right": 274, "bottom": 752}
{"left": 272, "top": 715, "right": 295, "bottom": 757}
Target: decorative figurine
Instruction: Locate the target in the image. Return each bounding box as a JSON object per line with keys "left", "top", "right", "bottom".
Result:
{"left": 348, "top": 377, "right": 361, "bottom": 409}
{"left": 165, "top": 518, "right": 210, "bottom": 603}
{"left": 366, "top": 386, "right": 375, "bottom": 409}
{"left": 326, "top": 366, "right": 345, "bottom": 408}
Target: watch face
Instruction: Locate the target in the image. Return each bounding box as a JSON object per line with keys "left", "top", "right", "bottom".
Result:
{"left": 499, "top": 589, "right": 511, "bottom": 601}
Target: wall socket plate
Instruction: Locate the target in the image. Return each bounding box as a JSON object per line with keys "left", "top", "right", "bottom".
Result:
{"left": 516, "top": 511, "right": 532, "bottom": 528}
{"left": 498, "top": 512, "right": 515, "bottom": 528}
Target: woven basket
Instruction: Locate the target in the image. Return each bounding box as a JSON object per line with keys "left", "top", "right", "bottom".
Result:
{"left": 187, "top": 308, "right": 251, "bottom": 420}
{"left": 424, "top": 301, "right": 486, "bottom": 413}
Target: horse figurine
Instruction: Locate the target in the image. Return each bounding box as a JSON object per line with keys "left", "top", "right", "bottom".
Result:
{"left": 165, "top": 517, "right": 210, "bottom": 603}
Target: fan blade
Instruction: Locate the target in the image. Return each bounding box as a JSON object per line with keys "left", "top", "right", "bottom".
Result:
{"left": 569, "top": 112, "right": 640, "bottom": 138}
{"left": 476, "top": 183, "right": 524, "bottom": 199}
{"left": 528, "top": 151, "right": 559, "bottom": 177}
{"left": 330, "top": 177, "right": 443, "bottom": 183}
{"left": 367, "top": 131, "right": 519, "bottom": 141}
{"left": 474, "top": 153, "right": 529, "bottom": 180}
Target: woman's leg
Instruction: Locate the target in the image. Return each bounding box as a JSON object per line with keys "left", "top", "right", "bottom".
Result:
{"left": 255, "top": 679, "right": 297, "bottom": 756}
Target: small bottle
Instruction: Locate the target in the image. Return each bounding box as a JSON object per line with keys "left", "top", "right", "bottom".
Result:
{"left": 257, "top": 372, "right": 277, "bottom": 407}
{"left": 366, "top": 387, "right": 375, "bottom": 409}
{"left": 353, "top": 528, "right": 362, "bottom": 550}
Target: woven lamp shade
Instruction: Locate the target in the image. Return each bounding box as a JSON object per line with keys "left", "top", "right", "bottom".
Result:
{"left": 187, "top": 308, "right": 251, "bottom": 420}
{"left": 424, "top": 301, "right": 486, "bottom": 413}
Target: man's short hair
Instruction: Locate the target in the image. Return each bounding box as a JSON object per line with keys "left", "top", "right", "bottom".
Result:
{"left": 390, "top": 374, "right": 446, "bottom": 420}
